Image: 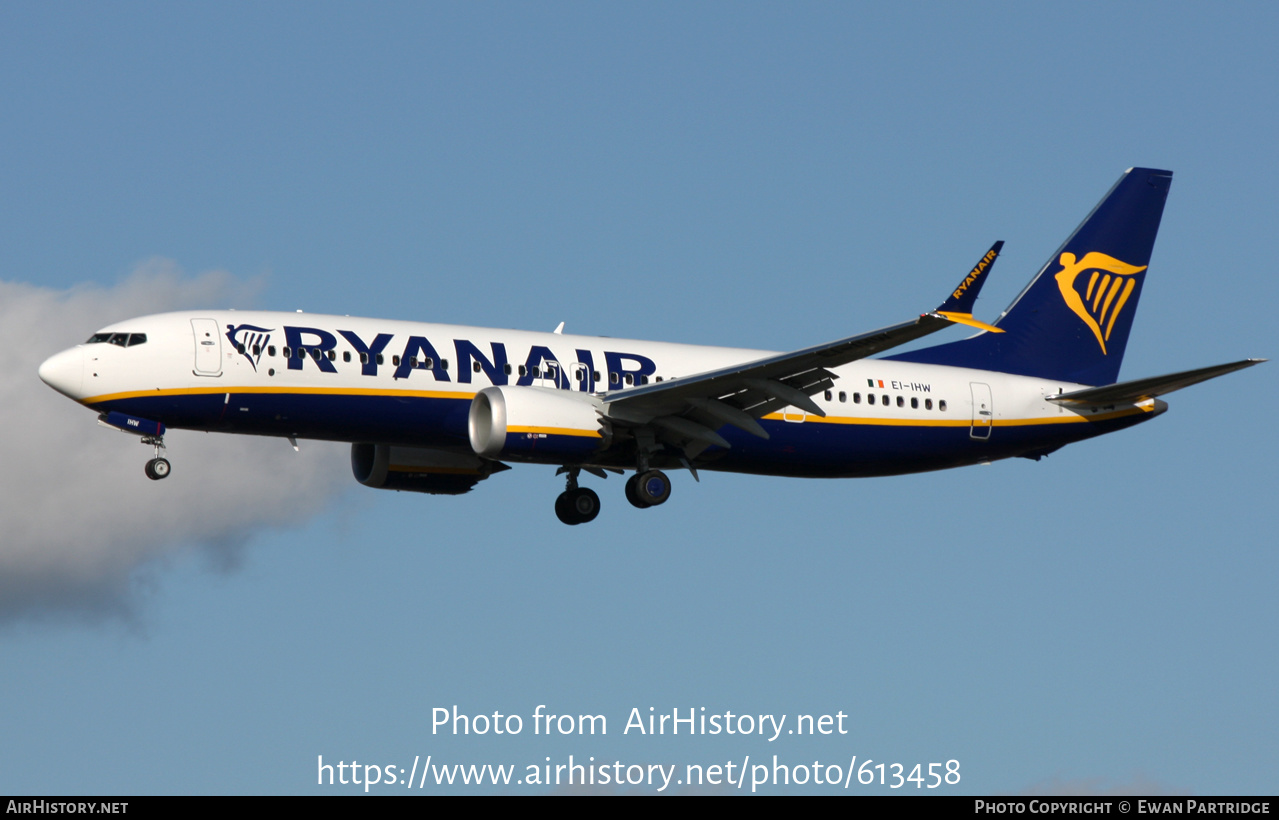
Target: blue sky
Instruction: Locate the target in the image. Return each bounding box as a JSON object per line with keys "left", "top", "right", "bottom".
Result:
{"left": 1, "top": 3, "right": 1275, "bottom": 794}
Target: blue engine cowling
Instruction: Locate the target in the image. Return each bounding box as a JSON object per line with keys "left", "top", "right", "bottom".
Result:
{"left": 350, "top": 443, "right": 509, "bottom": 495}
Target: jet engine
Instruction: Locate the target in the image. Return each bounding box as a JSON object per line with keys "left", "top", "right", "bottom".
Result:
{"left": 350, "top": 443, "right": 509, "bottom": 495}
{"left": 468, "top": 385, "right": 608, "bottom": 461}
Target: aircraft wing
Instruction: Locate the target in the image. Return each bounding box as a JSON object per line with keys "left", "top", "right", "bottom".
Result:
{"left": 601, "top": 243, "right": 1005, "bottom": 451}
{"left": 1045, "top": 358, "right": 1266, "bottom": 406}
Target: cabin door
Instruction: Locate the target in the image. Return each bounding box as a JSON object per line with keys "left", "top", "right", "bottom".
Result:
{"left": 192, "top": 319, "right": 223, "bottom": 376}
{"left": 970, "top": 382, "right": 993, "bottom": 440}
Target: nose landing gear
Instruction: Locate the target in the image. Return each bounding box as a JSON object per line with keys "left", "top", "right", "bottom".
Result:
{"left": 141, "top": 434, "right": 171, "bottom": 481}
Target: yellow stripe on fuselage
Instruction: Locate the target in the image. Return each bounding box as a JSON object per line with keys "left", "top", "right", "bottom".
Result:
{"left": 84, "top": 385, "right": 1153, "bottom": 432}
{"left": 81, "top": 385, "right": 474, "bottom": 405}
{"left": 761, "top": 403, "right": 1152, "bottom": 428}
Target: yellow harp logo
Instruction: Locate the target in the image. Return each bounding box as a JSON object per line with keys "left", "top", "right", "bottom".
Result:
{"left": 1054, "top": 252, "right": 1147, "bottom": 354}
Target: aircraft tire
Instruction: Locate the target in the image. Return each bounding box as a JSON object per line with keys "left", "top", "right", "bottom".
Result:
{"left": 145, "top": 458, "right": 171, "bottom": 481}
{"left": 554, "top": 491, "right": 578, "bottom": 525}
{"left": 635, "top": 469, "right": 671, "bottom": 506}
{"left": 625, "top": 473, "right": 651, "bottom": 509}
{"left": 570, "top": 487, "right": 600, "bottom": 524}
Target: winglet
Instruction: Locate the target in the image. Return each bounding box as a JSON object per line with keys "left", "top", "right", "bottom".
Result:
{"left": 933, "top": 241, "right": 1005, "bottom": 333}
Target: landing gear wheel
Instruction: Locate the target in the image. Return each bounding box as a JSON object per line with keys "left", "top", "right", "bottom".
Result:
{"left": 570, "top": 487, "right": 600, "bottom": 523}
{"left": 625, "top": 473, "right": 651, "bottom": 509}
{"left": 555, "top": 491, "right": 575, "bottom": 524}
{"left": 145, "top": 457, "right": 171, "bottom": 481}
{"left": 555, "top": 487, "right": 601, "bottom": 525}
{"left": 634, "top": 469, "right": 671, "bottom": 507}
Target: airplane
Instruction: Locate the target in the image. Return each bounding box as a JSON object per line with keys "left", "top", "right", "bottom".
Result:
{"left": 38, "top": 167, "right": 1263, "bottom": 525}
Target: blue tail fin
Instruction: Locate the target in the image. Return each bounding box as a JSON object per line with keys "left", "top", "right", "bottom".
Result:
{"left": 887, "top": 167, "right": 1173, "bottom": 385}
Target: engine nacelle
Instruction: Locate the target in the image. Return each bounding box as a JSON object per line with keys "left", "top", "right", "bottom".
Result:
{"left": 351, "top": 443, "right": 508, "bottom": 495}
{"left": 468, "top": 385, "right": 608, "bottom": 461}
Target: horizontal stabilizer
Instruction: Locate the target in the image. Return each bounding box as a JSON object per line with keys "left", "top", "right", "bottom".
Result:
{"left": 1046, "top": 359, "right": 1265, "bottom": 406}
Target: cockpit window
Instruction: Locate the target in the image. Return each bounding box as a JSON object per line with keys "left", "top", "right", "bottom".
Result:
{"left": 85, "top": 332, "right": 147, "bottom": 346}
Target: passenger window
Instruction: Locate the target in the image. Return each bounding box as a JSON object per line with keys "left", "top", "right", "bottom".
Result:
{"left": 824, "top": 390, "right": 832, "bottom": 401}
{"left": 610, "top": 372, "right": 620, "bottom": 385}
{"left": 896, "top": 396, "right": 904, "bottom": 408}
{"left": 839, "top": 391, "right": 846, "bottom": 403}
{"left": 269, "top": 346, "right": 277, "bottom": 357}
{"left": 473, "top": 361, "right": 481, "bottom": 373}
{"left": 625, "top": 373, "right": 634, "bottom": 385}
{"left": 531, "top": 367, "right": 541, "bottom": 378}
{"left": 392, "top": 355, "right": 400, "bottom": 366}
{"left": 252, "top": 344, "right": 261, "bottom": 356}
{"left": 360, "top": 352, "right": 369, "bottom": 364}
{"left": 853, "top": 393, "right": 861, "bottom": 404}
{"left": 282, "top": 347, "right": 291, "bottom": 358}
{"left": 376, "top": 354, "right": 384, "bottom": 365}
{"left": 236, "top": 343, "right": 246, "bottom": 354}
{"left": 655, "top": 376, "right": 663, "bottom": 383}
{"left": 503, "top": 364, "right": 512, "bottom": 375}
{"left": 939, "top": 400, "right": 948, "bottom": 411}
{"left": 882, "top": 395, "right": 890, "bottom": 406}
{"left": 343, "top": 351, "right": 351, "bottom": 363}
{"left": 911, "top": 397, "right": 918, "bottom": 409}
{"left": 518, "top": 365, "right": 527, "bottom": 377}
{"left": 593, "top": 371, "right": 600, "bottom": 381}
{"left": 441, "top": 360, "right": 449, "bottom": 371}
{"left": 328, "top": 350, "right": 336, "bottom": 361}
{"left": 925, "top": 398, "right": 933, "bottom": 410}
{"left": 423, "top": 357, "right": 433, "bottom": 369}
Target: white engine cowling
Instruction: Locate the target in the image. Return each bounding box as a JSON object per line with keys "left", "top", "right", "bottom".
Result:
{"left": 468, "top": 385, "right": 608, "bottom": 461}
{"left": 351, "top": 443, "right": 508, "bottom": 495}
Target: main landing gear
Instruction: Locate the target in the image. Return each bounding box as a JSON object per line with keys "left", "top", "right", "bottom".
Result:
{"left": 625, "top": 469, "right": 671, "bottom": 508}
{"left": 555, "top": 468, "right": 600, "bottom": 526}
{"left": 553, "top": 465, "right": 673, "bottom": 525}
{"left": 141, "top": 434, "right": 171, "bottom": 481}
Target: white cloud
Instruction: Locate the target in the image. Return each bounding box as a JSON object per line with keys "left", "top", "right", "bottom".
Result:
{"left": 0, "top": 260, "right": 350, "bottom": 623}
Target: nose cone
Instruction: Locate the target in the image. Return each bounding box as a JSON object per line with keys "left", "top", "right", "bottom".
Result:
{"left": 38, "top": 347, "right": 85, "bottom": 399}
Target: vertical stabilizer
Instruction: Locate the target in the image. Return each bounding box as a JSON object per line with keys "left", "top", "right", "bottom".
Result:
{"left": 887, "top": 168, "right": 1173, "bottom": 385}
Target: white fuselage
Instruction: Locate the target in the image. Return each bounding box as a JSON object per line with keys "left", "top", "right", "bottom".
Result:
{"left": 39, "top": 310, "right": 1160, "bottom": 480}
